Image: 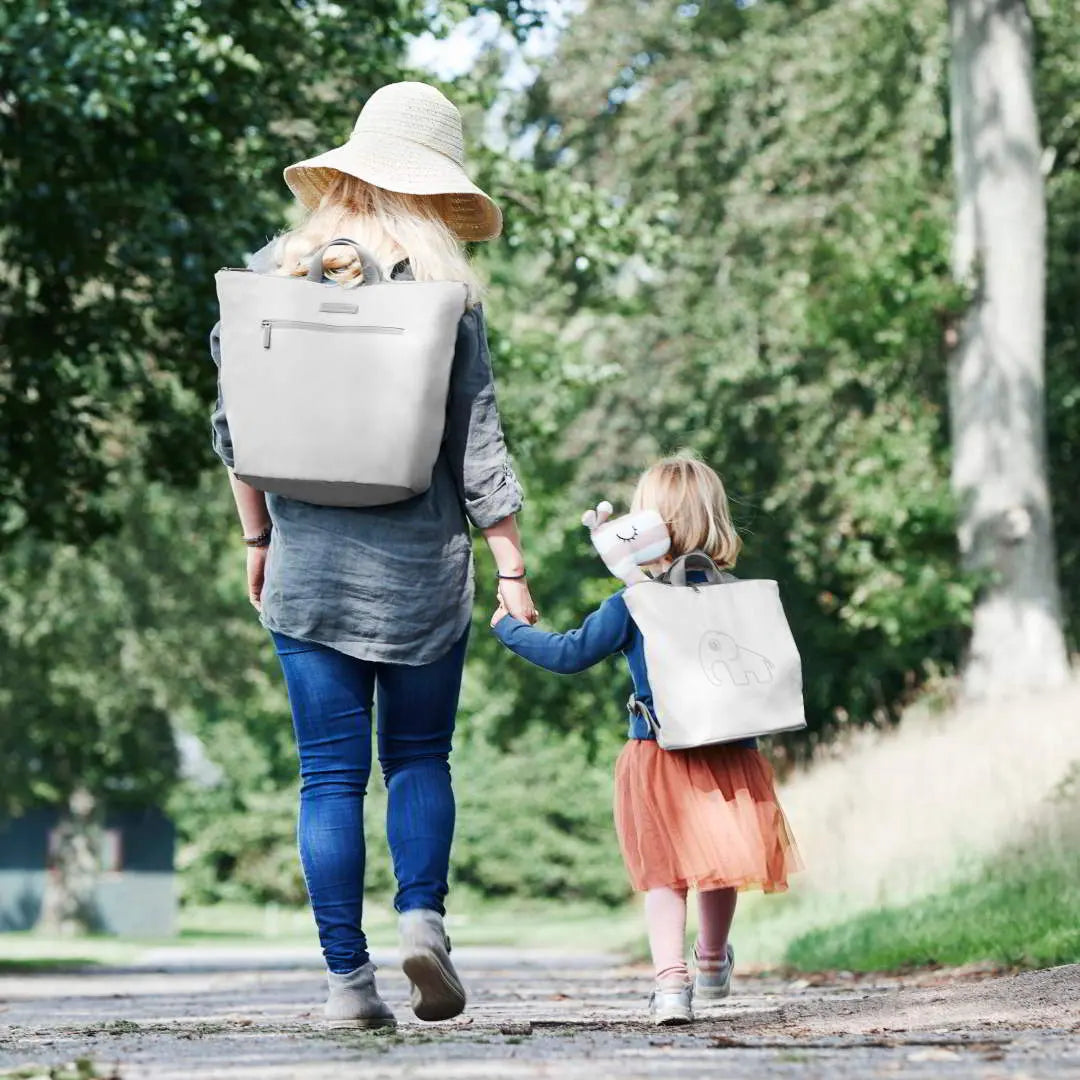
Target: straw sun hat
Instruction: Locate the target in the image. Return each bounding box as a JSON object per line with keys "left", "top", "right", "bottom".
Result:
{"left": 284, "top": 81, "right": 502, "bottom": 243}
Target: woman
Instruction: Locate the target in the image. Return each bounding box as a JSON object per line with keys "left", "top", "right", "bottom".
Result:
{"left": 209, "top": 82, "right": 538, "bottom": 1027}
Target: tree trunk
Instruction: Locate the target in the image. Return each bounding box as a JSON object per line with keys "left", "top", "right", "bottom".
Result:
{"left": 37, "top": 788, "right": 103, "bottom": 936}
{"left": 947, "top": 0, "right": 1070, "bottom": 697}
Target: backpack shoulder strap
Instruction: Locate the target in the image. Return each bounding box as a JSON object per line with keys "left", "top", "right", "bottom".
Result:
{"left": 663, "top": 550, "right": 724, "bottom": 587}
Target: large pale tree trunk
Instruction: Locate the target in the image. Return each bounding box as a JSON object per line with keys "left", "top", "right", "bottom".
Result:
{"left": 947, "top": 0, "right": 1069, "bottom": 697}
{"left": 37, "top": 788, "right": 103, "bottom": 936}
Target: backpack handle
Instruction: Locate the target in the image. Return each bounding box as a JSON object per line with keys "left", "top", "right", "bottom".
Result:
{"left": 664, "top": 550, "right": 725, "bottom": 587}
{"left": 306, "top": 238, "right": 383, "bottom": 286}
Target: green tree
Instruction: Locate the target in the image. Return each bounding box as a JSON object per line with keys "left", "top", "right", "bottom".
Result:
{"left": 475, "top": 0, "right": 973, "bottom": 752}
{"left": 484, "top": 0, "right": 1080, "bottom": 747}
{"left": 1039, "top": 0, "right": 1080, "bottom": 659}
{"left": 0, "top": 471, "right": 282, "bottom": 927}
{"left": 0, "top": 0, "right": 431, "bottom": 539}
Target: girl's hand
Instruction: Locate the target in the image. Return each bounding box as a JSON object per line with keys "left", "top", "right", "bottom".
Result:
{"left": 491, "top": 601, "right": 509, "bottom": 628}
{"left": 246, "top": 546, "right": 268, "bottom": 611}
{"left": 496, "top": 576, "right": 539, "bottom": 624}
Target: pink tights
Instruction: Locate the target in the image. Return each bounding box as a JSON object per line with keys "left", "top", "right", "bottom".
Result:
{"left": 645, "top": 886, "right": 737, "bottom": 985}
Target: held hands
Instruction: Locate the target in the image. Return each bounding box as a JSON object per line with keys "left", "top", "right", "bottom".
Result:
{"left": 493, "top": 575, "right": 538, "bottom": 627}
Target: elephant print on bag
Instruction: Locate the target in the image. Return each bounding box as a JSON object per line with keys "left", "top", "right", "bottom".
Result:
{"left": 698, "top": 630, "right": 775, "bottom": 687}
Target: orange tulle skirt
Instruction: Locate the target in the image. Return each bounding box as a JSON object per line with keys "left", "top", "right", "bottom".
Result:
{"left": 614, "top": 740, "right": 802, "bottom": 893}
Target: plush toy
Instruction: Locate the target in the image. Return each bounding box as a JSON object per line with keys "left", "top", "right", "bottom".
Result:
{"left": 582, "top": 501, "right": 672, "bottom": 585}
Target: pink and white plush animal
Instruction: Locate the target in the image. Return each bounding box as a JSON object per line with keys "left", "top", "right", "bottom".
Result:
{"left": 581, "top": 501, "right": 672, "bottom": 585}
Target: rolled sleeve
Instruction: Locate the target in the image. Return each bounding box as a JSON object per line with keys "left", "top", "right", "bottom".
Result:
{"left": 444, "top": 306, "right": 524, "bottom": 529}
{"left": 209, "top": 320, "right": 235, "bottom": 468}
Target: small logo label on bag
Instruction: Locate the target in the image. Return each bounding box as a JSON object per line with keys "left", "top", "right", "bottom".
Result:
{"left": 698, "top": 631, "right": 775, "bottom": 687}
{"left": 319, "top": 302, "right": 359, "bottom": 314}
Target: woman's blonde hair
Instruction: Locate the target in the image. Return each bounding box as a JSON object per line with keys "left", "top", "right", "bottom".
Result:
{"left": 631, "top": 452, "right": 742, "bottom": 567}
{"left": 272, "top": 174, "right": 483, "bottom": 305}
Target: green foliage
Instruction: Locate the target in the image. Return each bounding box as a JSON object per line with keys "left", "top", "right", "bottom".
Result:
{"left": 2, "top": 0, "right": 1079, "bottom": 914}
{"left": 468, "top": 0, "right": 983, "bottom": 752}
{"left": 0, "top": 529, "right": 177, "bottom": 812}
{"left": 0, "top": 471, "right": 283, "bottom": 814}
{"left": 451, "top": 722, "right": 628, "bottom": 905}
{"left": 0, "top": 0, "right": 429, "bottom": 538}
{"left": 174, "top": 626, "right": 629, "bottom": 907}
{"left": 1039, "top": 0, "right": 1080, "bottom": 650}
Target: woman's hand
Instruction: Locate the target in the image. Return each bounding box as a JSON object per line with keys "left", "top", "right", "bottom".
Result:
{"left": 247, "top": 546, "right": 268, "bottom": 611}
{"left": 481, "top": 515, "right": 538, "bottom": 623}
{"left": 496, "top": 576, "right": 539, "bottom": 625}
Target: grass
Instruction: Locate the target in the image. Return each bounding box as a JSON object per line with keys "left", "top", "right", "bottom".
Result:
{"left": 417, "top": 897, "right": 641, "bottom": 952}
{"left": 0, "top": 957, "right": 106, "bottom": 974}
{"left": 733, "top": 780, "right": 1080, "bottom": 974}
{"left": 0, "top": 897, "right": 642, "bottom": 972}
{"left": 178, "top": 896, "right": 641, "bottom": 952}
{"left": 0, "top": 936, "right": 142, "bottom": 969}
{"left": 0, "top": 1062, "right": 116, "bottom": 1080}
{"left": 783, "top": 844, "right": 1080, "bottom": 972}
{"left": 727, "top": 683, "right": 1080, "bottom": 974}
{"left": 6, "top": 844, "right": 1075, "bottom": 977}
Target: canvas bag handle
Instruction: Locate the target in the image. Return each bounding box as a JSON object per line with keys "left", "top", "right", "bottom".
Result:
{"left": 663, "top": 550, "right": 725, "bottom": 587}
{"left": 306, "top": 238, "right": 383, "bottom": 287}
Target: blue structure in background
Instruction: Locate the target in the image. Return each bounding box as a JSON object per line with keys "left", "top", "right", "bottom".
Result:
{"left": 0, "top": 807, "right": 176, "bottom": 936}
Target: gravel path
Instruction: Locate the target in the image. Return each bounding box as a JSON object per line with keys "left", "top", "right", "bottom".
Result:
{"left": 1, "top": 946, "right": 1077, "bottom": 1078}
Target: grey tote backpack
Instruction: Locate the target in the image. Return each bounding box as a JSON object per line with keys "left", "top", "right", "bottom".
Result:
{"left": 215, "top": 238, "right": 468, "bottom": 507}
{"left": 624, "top": 552, "right": 807, "bottom": 749}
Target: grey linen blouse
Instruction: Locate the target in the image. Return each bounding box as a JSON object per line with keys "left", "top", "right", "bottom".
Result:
{"left": 209, "top": 247, "right": 524, "bottom": 665}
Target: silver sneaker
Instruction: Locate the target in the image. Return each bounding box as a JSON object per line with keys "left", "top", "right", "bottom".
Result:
{"left": 694, "top": 942, "right": 734, "bottom": 1001}
{"left": 398, "top": 909, "right": 467, "bottom": 1022}
{"left": 324, "top": 961, "right": 396, "bottom": 1028}
{"left": 649, "top": 981, "right": 694, "bottom": 1025}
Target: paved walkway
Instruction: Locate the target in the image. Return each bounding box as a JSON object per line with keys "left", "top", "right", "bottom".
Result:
{"left": 1, "top": 947, "right": 1077, "bottom": 1078}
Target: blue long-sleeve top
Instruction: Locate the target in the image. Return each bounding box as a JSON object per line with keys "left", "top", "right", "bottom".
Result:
{"left": 493, "top": 590, "right": 759, "bottom": 745}
{"left": 493, "top": 590, "right": 657, "bottom": 738}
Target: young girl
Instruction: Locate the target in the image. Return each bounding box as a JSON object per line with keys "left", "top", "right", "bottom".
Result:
{"left": 491, "top": 454, "right": 801, "bottom": 1025}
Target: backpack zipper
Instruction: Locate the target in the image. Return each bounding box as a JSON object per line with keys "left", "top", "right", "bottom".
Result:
{"left": 261, "top": 320, "right": 405, "bottom": 349}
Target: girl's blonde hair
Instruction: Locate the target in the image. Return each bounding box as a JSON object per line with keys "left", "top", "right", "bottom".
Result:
{"left": 631, "top": 453, "right": 742, "bottom": 567}
{"left": 271, "top": 174, "right": 483, "bottom": 305}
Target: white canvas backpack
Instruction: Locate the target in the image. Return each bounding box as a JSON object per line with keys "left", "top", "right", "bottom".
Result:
{"left": 215, "top": 238, "right": 468, "bottom": 507}
{"left": 623, "top": 552, "right": 807, "bottom": 749}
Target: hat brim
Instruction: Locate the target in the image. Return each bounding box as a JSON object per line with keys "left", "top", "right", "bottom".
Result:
{"left": 283, "top": 132, "right": 502, "bottom": 243}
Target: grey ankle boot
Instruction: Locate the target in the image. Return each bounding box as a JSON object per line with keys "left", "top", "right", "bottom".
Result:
{"left": 324, "top": 961, "right": 396, "bottom": 1028}
{"left": 398, "top": 909, "right": 467, "bottom": 1022}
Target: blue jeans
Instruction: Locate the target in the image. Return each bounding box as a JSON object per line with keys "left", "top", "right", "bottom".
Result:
{"left": 272, "top": 629, "right": 468, "bottom": 974}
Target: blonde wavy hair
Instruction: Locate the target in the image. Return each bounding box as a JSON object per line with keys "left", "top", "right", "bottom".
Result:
{"left": 271, "top": 174, "right": 483, "bottom": 305}
{"left": 631, "top": 452, "right": 742, "bottom": 568}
